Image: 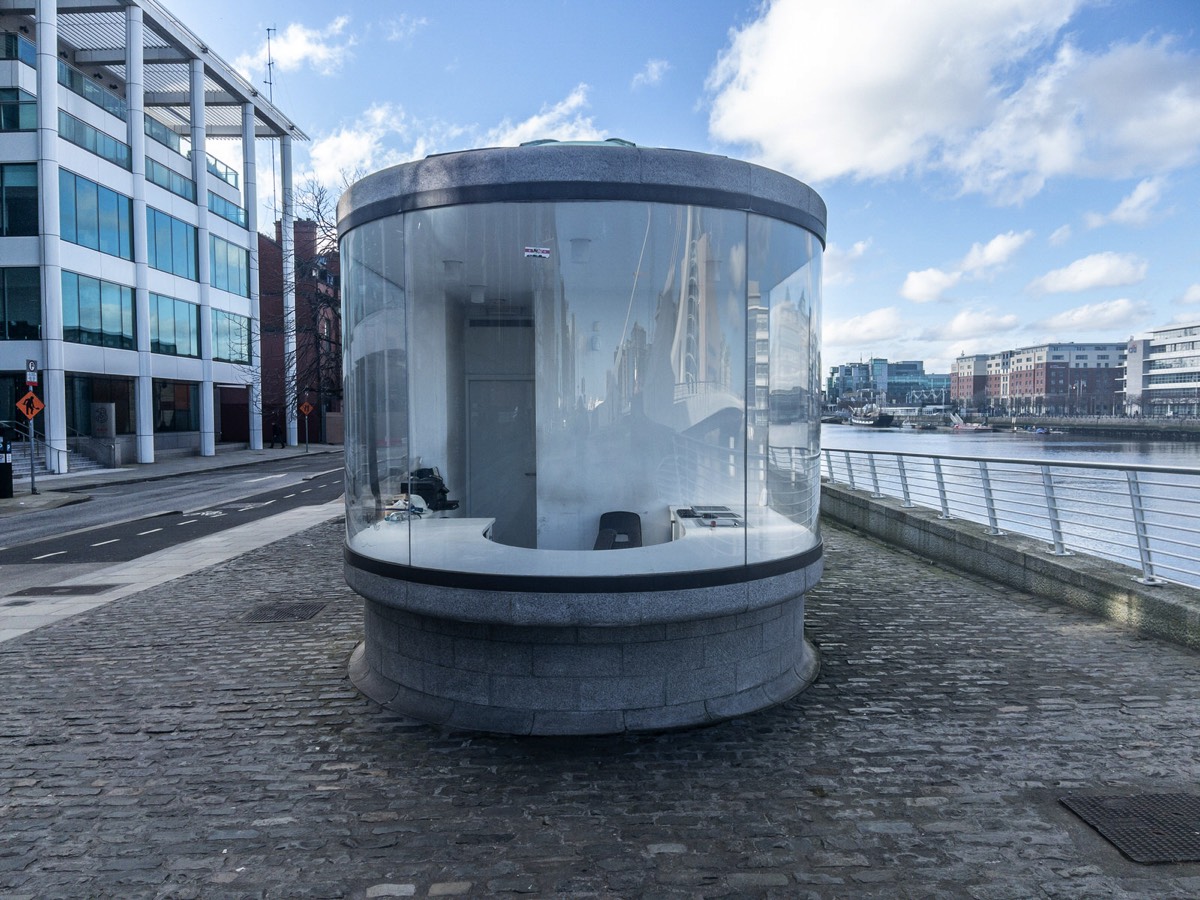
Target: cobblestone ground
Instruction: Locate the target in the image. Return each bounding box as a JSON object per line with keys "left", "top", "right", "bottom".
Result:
{"left": 2, "top": 520, "right": 1199, "bottom": 899}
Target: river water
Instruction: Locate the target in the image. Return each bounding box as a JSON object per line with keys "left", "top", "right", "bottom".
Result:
{"left": 821, "top": 423, "right": 1200, "bottom": 469}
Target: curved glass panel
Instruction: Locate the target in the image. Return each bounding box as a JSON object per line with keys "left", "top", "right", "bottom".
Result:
{"left": 343, "top": 200, "right": 822, "bottom": 577}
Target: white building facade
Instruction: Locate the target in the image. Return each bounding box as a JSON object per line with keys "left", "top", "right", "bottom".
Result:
{"left": 1125, "top": 322, "right": 1200, "bottom": 417}
{"left": 1, "top": 0, "right": 304, "bottom": 471}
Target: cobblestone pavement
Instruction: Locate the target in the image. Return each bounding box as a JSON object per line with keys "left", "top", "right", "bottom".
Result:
{"left": 2, "top": 519, "right": 1199, "bottom": 898}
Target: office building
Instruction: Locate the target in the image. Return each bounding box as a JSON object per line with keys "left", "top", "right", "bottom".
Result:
{"left": 1, "top": 0, "right": 304, "bottom": 470}
{"left": 1124, "top": 322, "right": 1200, "bottom": 417}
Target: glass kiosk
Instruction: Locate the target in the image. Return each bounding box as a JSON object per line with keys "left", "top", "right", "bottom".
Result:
{"left": 339, "top": 140, "right": 826, "bottom": 734}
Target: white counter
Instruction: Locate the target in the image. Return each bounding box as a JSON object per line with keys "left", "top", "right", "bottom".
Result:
{"left": 350, "top": 506, "right": 815, "bottom": 576}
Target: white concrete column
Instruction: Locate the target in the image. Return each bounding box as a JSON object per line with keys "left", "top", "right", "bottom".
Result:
{"left": 127, "top": 3, "right": 154, "bottom": 464}
{"left": 243, "top": 103, "right": 262, "bottom": 450}
{"left": 35, "top": 0, "right": 66, "bottom": 473}
{"left": 190, "top": 57, "right": 215, "bottom": 456}
{"left": 281, "top": 134, "right": 297, "bottom": 446}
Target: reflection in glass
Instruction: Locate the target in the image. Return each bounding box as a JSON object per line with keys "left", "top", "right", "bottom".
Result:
{"left": 343, "top": 200, "right": 822, "bottom": 576}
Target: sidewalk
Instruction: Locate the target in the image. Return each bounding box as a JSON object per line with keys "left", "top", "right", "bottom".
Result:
{"left": 0, "top": 443, "right": 343, "bottom": 518}
{"left": 1, "top": 511, "right": 1198, "bottom": 896}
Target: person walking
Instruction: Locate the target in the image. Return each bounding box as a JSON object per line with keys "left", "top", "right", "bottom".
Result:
{"left": 270, "top": 420, "right": 283, "bottom": 449}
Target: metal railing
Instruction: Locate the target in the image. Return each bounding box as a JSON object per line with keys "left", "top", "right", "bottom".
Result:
{"left": 822, "top": 448, "right": 1200, "bottom": 588}
{"left": 1, "top": 419, "right": 118, "bottom": 475}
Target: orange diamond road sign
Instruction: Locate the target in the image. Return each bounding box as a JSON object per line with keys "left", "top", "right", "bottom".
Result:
{"left": 17, "top": 391, "right": 44, "bottom": 419}
{"left": 299, "top": 402, "right": 314, "bottom": 416}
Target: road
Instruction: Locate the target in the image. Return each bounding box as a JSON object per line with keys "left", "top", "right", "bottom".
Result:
{"left": 0, "top": 454, "right": 342, "bottom": 548}
{"left": 0, "top": 455, "right": 343, "bottom": 599}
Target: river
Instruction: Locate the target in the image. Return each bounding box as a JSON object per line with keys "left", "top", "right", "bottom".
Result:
{"left": 821, "top": 424, "right": 1200, "bottom": 469}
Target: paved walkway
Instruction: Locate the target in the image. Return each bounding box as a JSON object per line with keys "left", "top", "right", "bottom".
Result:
{"left": 1, "top": 492, "right": 1198, "bottom": 896}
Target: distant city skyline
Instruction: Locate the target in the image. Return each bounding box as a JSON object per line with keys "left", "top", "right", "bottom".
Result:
{"left": 168, "top": 0, "right": 1200, "bottom": 373}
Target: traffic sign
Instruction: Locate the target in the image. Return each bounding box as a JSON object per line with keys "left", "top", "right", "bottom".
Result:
{"left": 17, "top": 391, "right": 44, "bottom": 419}
{"left": 299, "top": 401, "right": 314, "bottom": 416}
{"left": 25, "top": 359, "right": 37, "bottom": 385}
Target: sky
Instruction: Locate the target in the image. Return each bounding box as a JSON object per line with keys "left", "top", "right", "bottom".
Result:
{"left": 165, "top": 0, "right": 1200, "bottom": 374}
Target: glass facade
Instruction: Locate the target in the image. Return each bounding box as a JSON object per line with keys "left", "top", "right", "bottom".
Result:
{"left": 0, "top": 163, "right": 37, "bottom": 237}
{"left": 59, "top": 169, "right": 133, "bottom": 259}
{"left": 0, "top": 88, "right": 36, "bottom": 132}
{"left": 150, "top": 293, "right": 199, "bottom": 357}
{"left": 343, "top": 199, "right": 822, "bottom": 577}
{"left": 61, "top": 271, "right": 135, "bottom": 350}
{"left": 209, "top": 235, "right": 249, "bottom": 296}
{"left": 153, "top": 380, "right": 199, "bottom": 432}
{"left": 212, "top": 308, "right": 251, "bottom": 363}
{"left": 146, "top": 158, "right": 196, "bottom": 202}
{"left": 146, "top": 207, "right": 198, "bottom": 279}
{"left": 58, "top": 110, "right": 131, "bottom": 170}
{"left": 0, "top": 267, "right": 40, "bottom": 340}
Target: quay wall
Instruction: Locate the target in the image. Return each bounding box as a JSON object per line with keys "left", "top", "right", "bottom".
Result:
{"left": 820, "top": 481, "right": 1200, "bottom": 652}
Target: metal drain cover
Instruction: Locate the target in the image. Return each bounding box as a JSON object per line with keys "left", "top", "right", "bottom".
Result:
{"left": 240, "top": 601, "right": 327, "bottom": 623}
{"left": 1061, "top": 793, "right": 1200, "bottom": 863}
{"left": 8, "top": 584, "right": 125, "bottom": 597}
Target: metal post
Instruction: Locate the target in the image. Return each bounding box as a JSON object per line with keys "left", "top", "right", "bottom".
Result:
{"left": 896, "top": 455, "right": 914, "bottom": 508}
{"left": 843, "top": 450, "right": 856, "bottom": 492}
{"left": 823, "top": 449, "right": 833, "bottom": 482}
{"left": 978, "top": 461, "right": 1004, "bottom": 535}
{"left": 1040, "top": 465, "right": 1070, "bottom": 556}
{"left": 28, "top": 419, "right": 37, "bottom": 495}
{"left": 1126, "top": 470, "right": 1164, "bottom": 585}
{"left": 868, "top": 453, "right": 883, "bottom": 498}
{"left": 933, "top": 458, "right": 950, "bottom": 519}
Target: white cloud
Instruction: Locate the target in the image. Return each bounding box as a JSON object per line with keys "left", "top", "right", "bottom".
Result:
{"left": 485, "top": 84, "right": 604, "bottom": 146}
{"left": 950, "top": 37, "right": 1200, "bottom": 202}
{"left": 386, "top": 14, "right": 429, "bottom": 43}
{"left": 304, "top": 87, "right": 603, "bottom": 188}
{"left": 707, "top": 0, "right": 1079, "bottom": 183}
{"left": 235, "top": 17, "right": 355, "bottom": 77}
{"left": 901, "top": 229, "right": 1031, "bottom": 302}
{"left": 901, "top": 267, "right": 960, "bottom": 303}
{"left": 823, "top": 306, "right": 904, "bottom": 346}
{"left": 1028, "top": 251, "right": 1148, "bottom": 293}
{"left": 1181, "top": 284, "right": 1200, "bottom": 305}
{"left": 1049, "top": 224, "right": 1072, "bottom": 245}
{"left": 960, "top": 230, "right": 1034, "bottom": 272}
{"left": 824, "top": 239, "right": 871, "bottom": 286}
{"left": 707, "top": 3, "right": 1200, "bottom": 203}
{"left": 1084, "top": 176, "right": 1167, "bottom": 228}
{"left": 632, "top": 59, "right": 670, "bottom": 90}
{"left": 1036, "top": 298, "right": 1150, "bottom": 331}
{"left": 924, "top": 308, "right": 1020, "bottom": 340}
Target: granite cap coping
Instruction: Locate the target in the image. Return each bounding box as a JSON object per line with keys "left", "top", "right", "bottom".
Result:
{"left": 345, "top": 553, "right": 823, "bottom": 628}
{"left": 337, "top": 143, "right": 827, "bottom": 243}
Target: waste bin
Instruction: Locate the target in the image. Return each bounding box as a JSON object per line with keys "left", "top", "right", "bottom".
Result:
{"left": 0, "top": 429, "right": 13, "bottom": 500}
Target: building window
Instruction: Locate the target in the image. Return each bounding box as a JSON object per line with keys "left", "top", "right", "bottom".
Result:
{"left": 59, "top": 170, "right": 133, "bottom": 259}
{"left": 153, "top": 380, "right": 199, "bottom": 432}
{"left": 0, "top": 163, "right": 37, "bottom": 236}
{"left": 0, "top": 32, "right": 36, "bottom": 67}
{"left": 0, "top": 88, "right": 36, "bottom": 132}
{"left": 144, "top": 115, "right": 187, "bottom": 156}
{"left": 0, "top": 267, "right": 40, "bottom": 340}
{"left": 207, "top": 191, "right": 247, "bottom": 227}
{"left": 57, "top": 59, "right": 128, "bottom": 121}
{"left": 145, "top": 158, "right": 196, "bottom": 202}
{"left": 65, "top": 374, "right": 135, "bottom": 436}
{"left": 58, "top": 110, "right": 131, "bottom": 170}
{"left": 150, "top": 293, "right": 199, "bottom": 357}
{"left": 61, "top": 270, "right": 135, "bottom": 349}
{"left": 212, "top": 308, "right": 251, "bottom": 363}
{"left": 146, "top": 207, "right": 198, "bottom": 279}
{"left": 209, "top": 235, "right": 249, "bottom": 296}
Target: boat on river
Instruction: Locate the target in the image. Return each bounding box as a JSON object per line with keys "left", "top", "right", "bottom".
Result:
{"left": 952, "top": 422, "right": 993, "bottom": 433}
{"left": 849, "top": 404, "right": 895, "bottom": 428}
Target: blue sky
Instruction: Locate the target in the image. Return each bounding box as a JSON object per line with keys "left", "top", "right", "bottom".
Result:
{"left": 167, "top": 0, "right": 1200, "bottom": 374}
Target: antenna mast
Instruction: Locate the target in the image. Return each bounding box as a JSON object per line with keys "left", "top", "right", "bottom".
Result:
{"left": 265, "top": 27, "right": 278, "bottom": 224}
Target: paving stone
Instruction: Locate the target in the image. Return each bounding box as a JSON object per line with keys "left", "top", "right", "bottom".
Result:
{"left": 0, "top": 520, "right": 1198, "bottom": 897}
